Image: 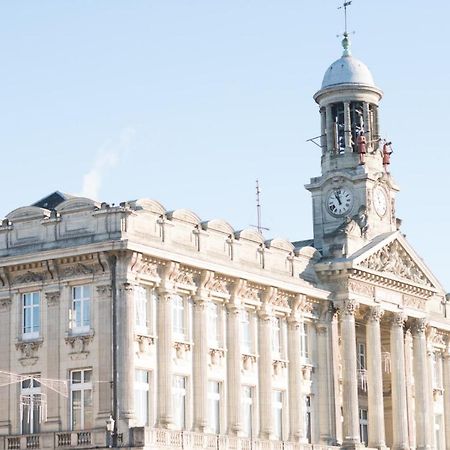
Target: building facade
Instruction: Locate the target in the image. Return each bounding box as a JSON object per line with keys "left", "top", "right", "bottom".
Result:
{"left": 0, "top": 35, "right": 449, "bottom": 450}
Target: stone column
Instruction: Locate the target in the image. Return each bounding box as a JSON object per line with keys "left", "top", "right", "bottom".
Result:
{"left": 317, "top": 320, "right": 334, "bottom": 444}
{"left": 193, "top": 297, "right": 208, "bottom": 432}
{"left": 226, "top": 303, "right": 242, "bottom": 435}
{"left": 339, "top": 300, "right": 360, "bottom": 447}
{"left": 366, "top": 306, "right": 386, "bottom": 449}
{"left": 156, "top": 290, "right": 174, "bottom": 428}
{"left": 411, "top": 318, "right": 432, "bottom": 450}
{"left": 363, "top": 102, "right": 371, "bottom": 149}
{"left": 373, "top": 105, "right": 380, "bottom": 142}
{"left": 426, "top": 343, "right": 436, "bottom": 450}
{"left": 442, "top": 338, "right": 450, "bottom": 450}
{"left": 258, "top": 306, "right": 273, "bottom": 440}
{"left": 320, "top": 108, "right": 327, "bottom": 153}
{"left": 117, "top": 283, "right": 136, "bottom": 425}
{"left": 326, "top": 105, "right": 334, "bottom": 154}
{"left": 288, "top": 312, "right": 306, "bottom": 442}
{"left": 344, "top": 101, "right": 352, "bottom": 153}
{"left": 390, "top": 313, "right": 409, "bottom": 450}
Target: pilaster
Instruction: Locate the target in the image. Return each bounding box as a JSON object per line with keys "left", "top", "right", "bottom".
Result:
{"left": 442, "top": 337, "right": 450, "bottom": 450}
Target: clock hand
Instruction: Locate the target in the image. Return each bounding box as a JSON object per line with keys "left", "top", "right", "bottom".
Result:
{"left": 335, "top": 192, "right": 342, "bottom": 205}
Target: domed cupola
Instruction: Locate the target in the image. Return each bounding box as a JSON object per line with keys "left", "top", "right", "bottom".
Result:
{"left": 313, "top": 34, "right": 384, "bottom": 173}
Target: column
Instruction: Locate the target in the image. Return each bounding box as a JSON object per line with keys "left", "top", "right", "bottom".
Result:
{"left": 326, "top": 105, "right": 334, "bottom": 154}
{"left": 258, "top": 307, "right": 273, "bottom": 440}
{"left": 320, "top": 108, "right": 327, "bottom": 153}
{"left": 390, "top": 313, "right": 409, "bottom": 450}
{"left": 362, "top": 102, "right": 371, "bottom": 149}
{"left": 339, "top": 300, "right": 360, "bottom": 447}
{"left": 156, "top": 290, "right": 174, "bottom": 428}
{"left": 442, "top": 338, "right": 450, "bottom": 450}
{"left": 317, "top": 321, "right": 334, "bottom": 444}
{"left": 411, "top": 318, "right": 432, "bottom": 450}
{"left": 344, "top": 101, "right": 352, "bottom": 153}
{"left": 117, "top": 283, "right": 136, "bottom": 425}
{"left": 288, "top": 312, "right": 306, "bottom": 442}
{"left": 193, "top": 297, "right": 208, "bottom": 432}
{"left": 366, "top": 306, "right": 386, "bottom": 449}
{"left": 373, "top": 105, "right": 380, "bottom": 142}
{"left": 426, "top": 343, "right": 436, "bottom": 450}
{"left": 226, "top": 303, "right": 242, "bottom": 435}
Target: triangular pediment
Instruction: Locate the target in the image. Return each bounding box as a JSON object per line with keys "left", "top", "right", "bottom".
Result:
{"left": 351, "top": 232, "right": 444, "bottom": 292}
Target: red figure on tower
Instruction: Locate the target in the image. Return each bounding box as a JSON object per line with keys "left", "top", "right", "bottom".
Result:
{"left": 382, "top": 141, "right": 393, "bottom": 172}
{"left": 356, "top": 131, "right": 367, "bottom": 165}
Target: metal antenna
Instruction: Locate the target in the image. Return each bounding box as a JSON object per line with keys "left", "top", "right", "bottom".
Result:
{"left": 251, "top": 179, "right": 269, "bottom": 233}
{"left": 338, "top": 1, "right": 352, "bottom": 35}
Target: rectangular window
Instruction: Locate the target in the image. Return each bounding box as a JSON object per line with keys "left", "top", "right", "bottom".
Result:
{"left": 172, "top": 295, "right": 186, "bottom": 340}
{"left": 208, "top": 381, "right": 221, "bottom": 434}
{"left": 173, "top": 376, "right": 186, "bottom": 430}
{"left": 70, "top": 369, "right": 93, "bottom": 430}
{"left": 242, "top": 386, "right": 254, "bottom": 438}
{"left": 20, "top": 377, "right": 41, "bottom": 434}
{"left": 207, "top": 303, "right": 220, "bottom": 348}
{"left": 358, "top": 343, "right": 367, "bottom": 370}
{"left": 359, "top": 409, "right": 368, "bottom": 445}
{"left": 23, "top": 292, "right": 40, "bottom": 339}
{"left": 71, "top": 286, "right": 91, "bottom": 333}
{"left": 135, "top": 370, "right": 150, "bottom": 426}
{"left": 273, "top": 390, "right": 283, "bottom": 440}
{"left": 135, "top": 286, "right": 151, "bottom": 334}
{"left": 272, "top": 317, "right": 282, "bottom": 357}
{"left": 300, "top": 322, "right": 309, "bottom": 361}
{"left": 240, "top": 310, "right": 252, "bottom": 354}
{"left": 305, "top": 395, "right": 312, "bottom": 443}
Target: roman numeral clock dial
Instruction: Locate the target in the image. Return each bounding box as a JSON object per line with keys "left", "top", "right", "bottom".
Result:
{"left": 327, "top": 188, "right": 353, "bottom": 216}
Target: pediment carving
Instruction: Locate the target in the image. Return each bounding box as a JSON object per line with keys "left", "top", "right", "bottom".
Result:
{"left": 358, "top": 240, "right": 432, "bottom": 287}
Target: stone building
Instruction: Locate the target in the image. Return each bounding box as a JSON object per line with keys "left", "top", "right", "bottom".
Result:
{"left": 0, "top": 34, "right": 449, "bottom": 450}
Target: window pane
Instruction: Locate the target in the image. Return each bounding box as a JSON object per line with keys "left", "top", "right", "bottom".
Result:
{"left": 72, "top": 371, "right": 82, "bottom": 384}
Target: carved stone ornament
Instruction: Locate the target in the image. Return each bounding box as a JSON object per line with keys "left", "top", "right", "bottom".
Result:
{"left": 65, "top": 333, "right": 94, "bottom": 360}
{"left": 45, "top": 291, "right": 60, "bottom": 307}
{"left": 403, "top": 294, "right": 426, "bottom": 310}
{"left": 367, "top": 306, "right": 384, "bottom": 322}
{"left": 131, "top": 254, "right": 160, "bottom": 279}
{"left": 173, "top": 341, "right": 191, "bottom": 359}
{"left": 207, "top": 278, "right": 229, "bottom": 295}
{"left": 16, "top": 340, "right": 43, "bottom": 366}
{"left": 391, "top": 312, "right": 407, "bottom": 328}
{"left": 0, "top": 297, "right": 11, "bottom": 312}
{"left": 359, "top": 240, "right": 432, "bottom": 287}
{"left": 348, "top": 279, "right": 375, "bottom": 298}
{"left": 242, "top": 353, "right": 257, "bottom": 371}
{"left": 241, "top": 285, "right": 260, "bottom": 302}
{"left": 208, "top": 348, "right": 225, "bottom": 366}
{"left": 96, "top": 284, "right": 112, "bottom": 298}
{"left": 13, "top": 271, "right": 45, "bottom": 285}
{"left": 136, "top": 335, "right": 156, "bottom": 353}
{"left": 339, "top": 299, "right": 359, "bottom": 316}
{"left": 272, "top": 292, "right": 290, "bottom": 309}
{"left": 301, "top": 364, "right": 313, "bottom": 381}
{"left": 61, "top": 263, "right": 96, "bottom": 279}
{"left": 410, "top": 317, "right": 429, "bottom": 335}
{"left": 272, "top": 359, "right": 287, "bottom": 376}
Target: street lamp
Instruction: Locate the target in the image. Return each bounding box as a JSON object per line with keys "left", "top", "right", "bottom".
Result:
{"left": 106, "top": 415, "right": 115, "bottom": 448}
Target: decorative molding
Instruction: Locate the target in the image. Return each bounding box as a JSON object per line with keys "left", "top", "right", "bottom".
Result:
{"left": 60, "top": 263, "right": 96, "bottom": 279}
{"left": 65, "top": 333, "right": 95, "bottom": 360}
{"left": 208, "top": 348, "right": 225, "bottom": 366}
{"left": 338, "top": 299, "right": 359, "bottom": 316}
{"left": 12, "top": 271, "right": 45, "bottom": 285}
{"left": 242, "top": 353, "right": 257, "bottom": 371}
{"left": 96, "top": 285, "right": 112, "bottom": 298}
{"left": 403, "top": 294, "right": 426, "bottom": 310}
{"left": 348, "top": 279, "right": 375, "bottom": 298}
{"left": 136, "top": 334, "right": 156, "bottom": 353}
{"left": 272, "top": 359, "right": 287, "bottom": 376}
{"left": 359, "top": 240, "right": 432, "bottom": 287}
{"left": 0, "top": 297, "right": 11, "bottom": 312}
{"left": 367, "top": 306, "right": 384, "bottom": 322}
{"left": 410, "top": 317, "right": 428, "bottom": 335}
{"left": 173, "top": 341, "right": 191, "bottom": 359}
{"left": 16, "top": 339, "right": 43, "bottom": 366}
{"left": 391, "top": 312, "right": 407, "bottom": 328}
{"left": 45, "top": 291, "right": 60, "bottom": 307}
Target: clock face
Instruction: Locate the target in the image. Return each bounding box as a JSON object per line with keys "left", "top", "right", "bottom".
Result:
{"left": 373, "top": 186, "right": 388, "bottom": 216}
{"left": 327, "top": 188, "right": 353, "bottom": 216}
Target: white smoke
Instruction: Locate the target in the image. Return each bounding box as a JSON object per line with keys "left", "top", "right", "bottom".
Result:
{"left": 80, "top": 127, "right": 136, "bottom": 200}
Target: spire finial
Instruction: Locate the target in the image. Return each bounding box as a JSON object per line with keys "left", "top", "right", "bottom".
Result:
{"left": 338, "top": 1, "right": 352, "bottom": 56}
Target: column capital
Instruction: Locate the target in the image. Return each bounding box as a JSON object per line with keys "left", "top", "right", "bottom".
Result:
{"left": 391, "top": 312, "right": 408, "bottom": 328}
{"left": 338, "top": 299, "right": 359, "bottom": 316}
{"left": 410, "top": 317, "right": 429, "bottom": 336}
{"left": 367, "top": 305, "right": 384, "bottom": 322}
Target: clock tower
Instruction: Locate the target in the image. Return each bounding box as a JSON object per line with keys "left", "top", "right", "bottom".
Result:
{"left": 305, "top": 34, "right": 399, "bottom": 258}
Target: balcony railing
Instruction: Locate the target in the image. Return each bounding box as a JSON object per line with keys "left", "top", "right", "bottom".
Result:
{"left": 1, "top": 427, "right": 342, "bottom": 450}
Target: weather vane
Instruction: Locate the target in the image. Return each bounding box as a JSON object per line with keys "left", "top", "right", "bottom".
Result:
{"left": 338, "top": 1, "right": 352, "bottom": 35}
{"left": 251, "top": 179, "right": 269, "bottom": 234}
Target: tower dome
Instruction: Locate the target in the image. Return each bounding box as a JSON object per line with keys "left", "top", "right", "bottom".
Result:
{"left": 321, "top": 34, "right": 376, "bottom": 89}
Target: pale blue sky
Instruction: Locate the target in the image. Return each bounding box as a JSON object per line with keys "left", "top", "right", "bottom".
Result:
{"left": 1, "top": 1, "right": 449, "bottom": 288}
